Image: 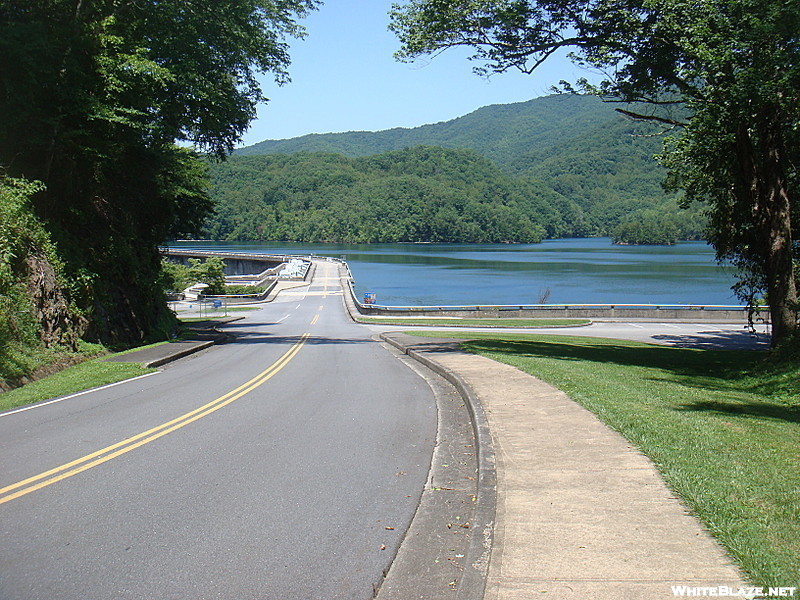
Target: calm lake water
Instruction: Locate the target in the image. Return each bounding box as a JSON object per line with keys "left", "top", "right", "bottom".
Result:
{"left": 170, "top": 238, "right": 741, "bottom": 307}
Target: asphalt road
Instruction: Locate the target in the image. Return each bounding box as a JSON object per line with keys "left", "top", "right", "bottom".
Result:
{"left": 365, "top": 320, "right": 771, "bottom": 350}
{"left": 0, "top": 262, "right": 437, "bottom": 600}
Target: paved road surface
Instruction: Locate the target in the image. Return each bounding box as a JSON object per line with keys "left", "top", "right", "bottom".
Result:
{"left": 365, "top": 320, "right": 770, "bottom": 350}
{"left": 0, "top": 262, "right": 436, "bottom": 600}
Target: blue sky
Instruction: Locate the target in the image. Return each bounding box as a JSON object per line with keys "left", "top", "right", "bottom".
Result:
{"left": 239, "top": 0, "right": 596, "bottom": 146}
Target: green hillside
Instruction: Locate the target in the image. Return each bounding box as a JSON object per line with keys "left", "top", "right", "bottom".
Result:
{"left": 237, "top": 95, "right": 622, "bottom": 167}
{"left": 205, "top": 146, "right": 591, "bottom": 243}
{"left": 236, "top": 94, "right": 674, "bottom": 210}
{"left": 217, "top": 95, "right": 704, "bottom": 244}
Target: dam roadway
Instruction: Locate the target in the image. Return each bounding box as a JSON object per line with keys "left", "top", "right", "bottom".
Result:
{"left": 0, "top": 261, "right": 438, "bottom": 599}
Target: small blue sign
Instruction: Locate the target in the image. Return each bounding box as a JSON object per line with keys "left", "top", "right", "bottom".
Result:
{"left": 364, "top": 292, "right": 376, "bottom": 305}
{"left": 213, "top": 299, "right": 223, "bottom": 308}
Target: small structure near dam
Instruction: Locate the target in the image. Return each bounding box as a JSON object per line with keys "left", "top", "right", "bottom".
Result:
{"left": 162, "top": 249, "right": 312, "bottom": 300}
{"left": 164, "top": 249, "right": 284, "bottom": 277}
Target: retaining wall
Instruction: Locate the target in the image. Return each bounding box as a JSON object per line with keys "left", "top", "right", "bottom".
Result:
{"left": 335, "top": 263, "right": 765, "bottom": 323}
{"left": 355, "top": 303, "right": 766, "bottom": 323}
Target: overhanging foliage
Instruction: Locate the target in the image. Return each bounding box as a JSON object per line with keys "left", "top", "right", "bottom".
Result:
{"left": 0, "top": 0, "right": 317, "bottom": 345}
{"left": 391, "top": 0, "right": 800, "bottom": 345}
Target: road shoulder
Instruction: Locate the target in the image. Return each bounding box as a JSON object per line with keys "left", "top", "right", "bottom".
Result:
{"left": 382, "top": 332, "right": 747, "bottom": 600}
{"left": 375, "top": 343, "right": 479, "bottom": 599}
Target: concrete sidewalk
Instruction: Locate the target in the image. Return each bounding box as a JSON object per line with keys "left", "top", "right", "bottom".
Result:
{"left": 383, "top": 333, "right": 746, "bottom": 600}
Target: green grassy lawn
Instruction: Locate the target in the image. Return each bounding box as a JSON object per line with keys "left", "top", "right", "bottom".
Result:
{"left": 356, "top": 317, "right": 590, "bottom": 328}
{"left": 0, "top": 352, "right": 155, "bottom": 412}
{"left": 0, "top": 316, "right": 231, "bottom": 412}
{"left": 411, "top": 331, "right": 799, "bottom": 588}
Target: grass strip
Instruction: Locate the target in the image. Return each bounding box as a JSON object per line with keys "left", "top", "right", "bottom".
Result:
{"left": 410, "top": 331, "right": 799, "bottom": 588}
{"left": 0, "top": 314, "right": 237, "bottom": 412}
{"left": 0, "top": 352, "right": 156, "bottom": 413}
{"left": 356, "top": 317, "right": 589, "bottom": 328}
{"left": 175, "top": 307, "right": 259, "bottom": 321}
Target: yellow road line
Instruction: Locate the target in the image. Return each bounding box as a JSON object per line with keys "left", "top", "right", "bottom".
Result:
{"left": 310, "top": 314, "right": 320, "bottom": 325}
{"left": 0, "top": 333, "right": 310, "bottom": 505}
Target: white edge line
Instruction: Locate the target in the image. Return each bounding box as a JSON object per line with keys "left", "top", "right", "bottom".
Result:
{"left": 0, "top": 372, "right": 161, "bottom": 419}
{"left": 277, "top": 314, "right": 290, "bottom": 323}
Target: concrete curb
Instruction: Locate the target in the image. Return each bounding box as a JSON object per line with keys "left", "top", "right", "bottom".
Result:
{"left": 338, "top": 263, "right": 360, "bottom": 323}
{"left": 106, "top": 317, "right": 245, "bottom": 369}
{"left": 141, "top": 339, "right": 220, "bottom": 369}
{"left": 358, "top": 319, "right": 593, "bottom": 329}
{"left": 380, "top": 332, "right": 497, "bottom": 600}
{"left": 147, "top": 317, "right": 247, "bottom": 368}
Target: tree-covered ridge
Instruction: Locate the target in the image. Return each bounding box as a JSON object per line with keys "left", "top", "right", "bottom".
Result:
{"left": 390, "top": 0, "right": 800, "bottom": 345}
{"left": 209, "top": 143, "right": 703, "bottom": 244}
{"left": 235, "top": 94, "right": 674, "bottom": 212}
{"left": 206, "top": 146, "right": 594, "bottom": 243}
{"left": 237, "top": 95, "right": 613, "bottom": 158}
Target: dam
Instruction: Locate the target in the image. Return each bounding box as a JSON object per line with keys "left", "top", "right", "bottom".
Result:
{"left": 165, "top": 248, "right": 765, "bottom": 324}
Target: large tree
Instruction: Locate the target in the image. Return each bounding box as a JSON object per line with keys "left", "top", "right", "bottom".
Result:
{"left": 0, "top": 0, "right": 317, "bottom": 345}
{"left": 391, "top": 0, "right": 800, "bottom": 346}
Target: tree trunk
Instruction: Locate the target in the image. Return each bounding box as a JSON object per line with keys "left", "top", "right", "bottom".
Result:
{"left": 753, "top": 120, "right": 797, "bottom": 346}
{"left": 733, "top": 117, "right": 798, "bottom": 347}
{"left": 761, "top": 163, "right": 797, "bottom": 346}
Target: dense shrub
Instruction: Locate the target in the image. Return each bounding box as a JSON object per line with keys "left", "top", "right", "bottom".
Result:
{"left": 0, "top": 177, "right": 85, "bottom": 384}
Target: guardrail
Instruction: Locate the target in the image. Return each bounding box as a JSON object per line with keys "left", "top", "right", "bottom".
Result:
{"left": 342, "top": 275, "right": 766, "bottom": 323}
{"left": 354, "top": 302, "right": 765, "bottom": 322}
{"left": 355, "top": 302, "right": 751, "bottom": 312}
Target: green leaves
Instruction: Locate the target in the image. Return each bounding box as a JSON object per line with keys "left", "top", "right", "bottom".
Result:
{"left": 390, "top": 0, "right": 800, "bottom": 344}
{"left": 206, "top": 147, "right": 566, "bottom": 243}
{"left": 611, "top": 209, "right": 680, "bottom": 245}
{"left": 0, "top": 0, "right": 317, "bottom": 345}
{"left": 0, "top": 176, "right": 84, "bottom": 364}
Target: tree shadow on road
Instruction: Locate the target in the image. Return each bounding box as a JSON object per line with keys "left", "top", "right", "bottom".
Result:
{"left": 650, "top": 329, "right": 769, "bottom": 350}
{"left": 224, "top": 332, "right": 376, "bottom": 346}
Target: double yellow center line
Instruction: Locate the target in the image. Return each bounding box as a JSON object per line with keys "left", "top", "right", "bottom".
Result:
{"left": 0, "top": 329, "right": 314, "bottom": 506}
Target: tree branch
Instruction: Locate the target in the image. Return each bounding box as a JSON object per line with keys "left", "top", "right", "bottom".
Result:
{"left": 616, "top": 108, "right": 687, "bottom": 127}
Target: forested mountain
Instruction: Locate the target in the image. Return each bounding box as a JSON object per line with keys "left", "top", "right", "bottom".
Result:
{"left": 239, "top": 95, "right": 639, "bottom": 166}
{"left": 235, "top": 94, "right": 678, "bottom": 212}
{"left": 214, "top": 95, "right": 703, "bottom": 244}
{"left": 205, "top": 147, "right": 591, "bottom": 243}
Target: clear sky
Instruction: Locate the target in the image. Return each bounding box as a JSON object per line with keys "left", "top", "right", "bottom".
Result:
{"left": 239, "top": 0, "right": 596, "bottom": 147}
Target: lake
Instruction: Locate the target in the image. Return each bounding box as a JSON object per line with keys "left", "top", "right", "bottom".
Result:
{"left": 169, "top": 238, "right": 741, "bottom": 307}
